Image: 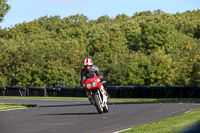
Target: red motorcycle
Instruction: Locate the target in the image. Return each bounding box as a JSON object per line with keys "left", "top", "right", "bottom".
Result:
{"left": 82, "top": 72, "right": 109, "bottom": 114}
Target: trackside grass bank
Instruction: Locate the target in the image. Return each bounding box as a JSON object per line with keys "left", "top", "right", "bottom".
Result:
{"left": 122, "top": 107, "right": 200, "bottom": 133}
{"left": 1, "top": 96, "right": 200, "bottom": 102}
{"left": 0, "top": 103, "right": 36, "bottom": 111}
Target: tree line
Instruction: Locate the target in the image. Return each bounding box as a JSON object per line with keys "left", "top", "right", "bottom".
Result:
{"left": 0, "top": 8, "right": 200, "bottom": 87}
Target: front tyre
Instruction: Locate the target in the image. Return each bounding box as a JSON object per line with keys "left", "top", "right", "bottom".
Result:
{"left": 93, "top": 93, "right": 104, "bottom": 114}
{"left": 103, "top": 103, "right": 109, "bottom": 113}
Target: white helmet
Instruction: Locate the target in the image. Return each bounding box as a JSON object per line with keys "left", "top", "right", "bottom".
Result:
{"left": 84, "top": 58, "right": 93, "bottom": 72}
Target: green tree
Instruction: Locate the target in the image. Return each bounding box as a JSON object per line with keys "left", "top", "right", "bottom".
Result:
{"left": 145, "top": 49, "right": 175, "bottom": 85}
{"left": 113, "top": 14, "right": 130, "bottom": 23}
{"left": 120, "top": 20, "right": 141, "bottom": 51}
{"left": 190, "top": 56, "right": 200, "bottom": 85}
{"left": 87, "top": 23, "right": 127, "bottom": 57}
{"left": 96, "top": 15, "right": 110, "bottom": 23}
{"left": 0, "top": 10, "right": 200, "bottom": 87}
{"left": 139, "top": 22, "right": 176, "bottom": 53}
{"left": 0, "top": 0, "right": 10, "bottom": 22}
{"left": 127, "top": 49, "right": 175, "bottom": 86}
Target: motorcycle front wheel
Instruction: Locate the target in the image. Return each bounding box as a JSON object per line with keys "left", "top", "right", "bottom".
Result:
{"left": 103, "top": 103, "right": 109, "bottom": 113}
{"left": 93, "top": 93, "right": 104, "bottom": 114}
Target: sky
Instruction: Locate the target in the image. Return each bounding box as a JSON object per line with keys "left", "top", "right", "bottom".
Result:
{"left": 1, "top": 0, "right": 200, "bottom": 28}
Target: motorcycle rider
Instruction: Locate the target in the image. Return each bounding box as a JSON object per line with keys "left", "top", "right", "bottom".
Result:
{"left": 80, "top": 58, "right": 108, "bottom": 91}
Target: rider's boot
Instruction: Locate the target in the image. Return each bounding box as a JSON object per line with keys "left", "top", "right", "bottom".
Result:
{"left": 101, "top": 81, "right": 110, "bottom": 98}
{"left": 105, "top": 91, "right": 110, "bottom": 99}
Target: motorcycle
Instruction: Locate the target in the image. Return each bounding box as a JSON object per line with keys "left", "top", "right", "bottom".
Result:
{"left": 82, "top": 72, "right": 109, "bottom": 114}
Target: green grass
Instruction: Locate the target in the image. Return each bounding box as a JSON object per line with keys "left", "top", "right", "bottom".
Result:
{"left": 1, "top": 96, "right": 200, "bottom": 102}
{"left": 0, "top": 102, "right": 36, "bottom": 111}
{"left": 123, "top": 107, "right": 200, "bottom": 133}
{"left": 0, "top": 96, "right": 88, "bottom": 100}
{"left": 110, "top": 98, "right": 200, "bottom": 102}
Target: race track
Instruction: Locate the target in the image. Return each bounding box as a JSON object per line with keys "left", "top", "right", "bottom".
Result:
{"left": 0, "top": 98, "right": 200, "bottom": 133}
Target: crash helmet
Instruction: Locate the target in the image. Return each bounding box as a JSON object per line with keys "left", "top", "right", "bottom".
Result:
{"left": 84, "top": 58, "right": 93, "bottom": 72}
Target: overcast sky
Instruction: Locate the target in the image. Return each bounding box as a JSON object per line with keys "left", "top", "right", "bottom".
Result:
{"left": 1, "top": 0, "right": 199, "bottom": 28}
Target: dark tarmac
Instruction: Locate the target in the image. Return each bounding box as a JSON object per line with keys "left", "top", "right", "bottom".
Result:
{"left": 0, "top": 98, "right": 200, "bottom": 133}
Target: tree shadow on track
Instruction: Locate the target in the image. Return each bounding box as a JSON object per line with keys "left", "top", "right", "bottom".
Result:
{"left": 109, "top": 101, "right": 200, "bottom": 105}
{"left": 44, "top": 112, "right": 98, "bottom": 115}
{"left": 38, "top": 101, "right": 199, "bottom": 108}
{"left": 38, "top": 102, "right": 154, "bottom": 108}
{"left": 39, "top": 103, "right": 91, "bottom": 108}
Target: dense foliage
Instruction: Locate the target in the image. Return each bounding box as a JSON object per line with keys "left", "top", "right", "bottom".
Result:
{"left": 0, "top": 0, "right": 10, "bottom": 22}
{"left": 0, "top": 9, "right": 200, "bottom": 87}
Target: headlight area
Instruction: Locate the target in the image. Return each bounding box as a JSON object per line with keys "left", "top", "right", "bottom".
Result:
{"left": 86, "top": 81, "right": 97, "bottom": 88}
{"left": 92, "top": 81, "right": 97, "bottom": 87}
{"left": 86, "top": 83, "right": 92, "bottom": 88}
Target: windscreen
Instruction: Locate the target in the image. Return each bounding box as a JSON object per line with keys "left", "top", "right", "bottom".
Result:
{"left": 85, "top": 72, "right": 95, "bottom": 79}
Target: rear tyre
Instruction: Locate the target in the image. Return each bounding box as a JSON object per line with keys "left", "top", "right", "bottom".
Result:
{"left": 93, "top": 93, "right": 104, "bottom": 114}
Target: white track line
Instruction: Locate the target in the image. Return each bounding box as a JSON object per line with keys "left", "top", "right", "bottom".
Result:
{"left": 113, "top": 128, "right": 131, "bottom": 133}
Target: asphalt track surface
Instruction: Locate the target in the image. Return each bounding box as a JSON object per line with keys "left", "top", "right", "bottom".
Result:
{"left": 0, "top": 98, "right": 200, "bottom": 133}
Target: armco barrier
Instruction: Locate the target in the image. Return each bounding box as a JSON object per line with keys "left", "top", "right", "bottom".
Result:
{"left": 151, "top": 86, "right": 166, "bottom": 98}
{"left": 6, "top": 86, "right": 26, "bottom": 96}
{"left": 26, "top": 87, "right": 46, "bottom": 96}
{"left": 165, "top": 86, "right": 183, "bottom": 98}
{"left": 164, "top": 86, "right": 200, "bottom": 98}
{"left": 0, "top": 86, "right": 6, "bottom": 96}
{"left": 107, "top": 86, "right": 119, "bottom": 98}
{"left": 74, "top": 87, "right": 87, "bottom": 97}
{"left": 58, "top": 87, "right": 75, "bottom": 97}
{"left": 133, "top": 86, "right": 153, "bottom": 98}
{"left": 119, "top": 86, "right": 134, "bottom": 98}
{"left": 46, "top": 87, "right": 60, "bottom": 97}
{"left": 185, "top": 86, "right": 200, "bottom": 98}
{"left": 0, "top": 85, "right": 199, "bottom": 98}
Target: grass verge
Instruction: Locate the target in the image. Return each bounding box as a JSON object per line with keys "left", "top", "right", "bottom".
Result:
{"left": 0, "top": 102, "right": 36, "bottom": 111}
{"left": 122, "top": 107, "right": 200, "bottom": 133}
{"left": 0, "top": 96, "right": 88, "bottom": 100}
{"left": 1, "top": 96, "right": 200, "bottom": 102}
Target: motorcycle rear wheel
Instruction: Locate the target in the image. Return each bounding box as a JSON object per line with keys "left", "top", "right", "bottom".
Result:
{"left": 93, "top": 93, "right": 104, "bottom": 114}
